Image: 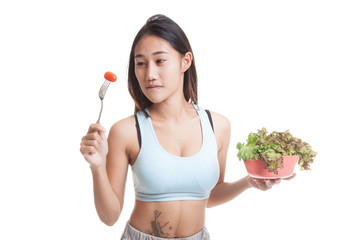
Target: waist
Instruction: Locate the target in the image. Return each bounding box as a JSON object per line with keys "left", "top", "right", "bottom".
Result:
{"left": 129, "top": 200, "right": 207, "bottom": 238}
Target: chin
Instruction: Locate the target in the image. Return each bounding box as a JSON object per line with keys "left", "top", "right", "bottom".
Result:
{"left": 149, "top": 99, "right": 166, "bottom": 105}
{"left": 144, "top": 95, "right": 166, "bottom": 104}
{"left": 144, "top": 90, "right": 178, "bottom": 105}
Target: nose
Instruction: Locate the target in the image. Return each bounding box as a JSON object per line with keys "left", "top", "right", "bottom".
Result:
{"left": 146, "top": 62, "right": 158, "bottom": 81}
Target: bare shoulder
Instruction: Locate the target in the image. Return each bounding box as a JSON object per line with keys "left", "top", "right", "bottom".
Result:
{"left": 108, "top": 115, "right": 139, "bottom": 160}
{"left": 208, "top": 110, "right": 231, "bottom": 134}
{"left": 207, "top": 110, "right": 231, "bottom": 151}
{"left": 109, "top": 115, "right": 137, "bottom": 138}
{"left": 106, "top": 115, "right": 138, "bottom": 198}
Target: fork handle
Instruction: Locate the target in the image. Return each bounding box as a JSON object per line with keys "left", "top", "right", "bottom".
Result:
{"left": 96, "top": 99, "right": 103, "bottom": 123}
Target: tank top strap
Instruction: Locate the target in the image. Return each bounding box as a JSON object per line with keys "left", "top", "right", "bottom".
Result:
{"left": 192, "top": 103, "right": 213, "bottom": 135}
{"left": 192, "top": 102, "right": 201, "bottom": 112}
{"left": 135, "top": 109, "right": 152, "bottom": 149}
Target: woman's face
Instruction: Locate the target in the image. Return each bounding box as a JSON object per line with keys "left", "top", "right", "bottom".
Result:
{"left": 134, "top": 35, "right": 191, "bottom": 104}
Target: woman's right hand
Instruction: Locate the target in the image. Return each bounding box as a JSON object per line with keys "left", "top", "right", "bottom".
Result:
{"left": 80, "top": 123, "right": 108, "bottom": 169}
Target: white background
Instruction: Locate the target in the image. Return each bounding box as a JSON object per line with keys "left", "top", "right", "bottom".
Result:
{"left": 1, "top": 0, "right": 359, "bottom": 239}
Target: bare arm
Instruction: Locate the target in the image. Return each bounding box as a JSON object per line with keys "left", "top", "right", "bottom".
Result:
{"left": 206, "top": 112, "right": 295, "bottom": 208}
{"left": 206, "top": 112, "right": 252, "bottom": 207}
{"left": 207, "top": 177, "right": 253, "bottom": 208}
{"left": 90, "top": 163, "right": 123, "bottom": 226}
{"left": 80, "top": 117, "right": 134, "bottom": 225}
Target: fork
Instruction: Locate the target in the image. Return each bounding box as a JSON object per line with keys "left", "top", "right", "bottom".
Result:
{"left": 96, "top": 72, "right": 117, "bottom": 123}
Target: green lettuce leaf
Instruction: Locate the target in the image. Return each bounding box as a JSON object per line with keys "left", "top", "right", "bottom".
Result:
{"left": 236, "top": 142, "right": 258, "bottom": 161}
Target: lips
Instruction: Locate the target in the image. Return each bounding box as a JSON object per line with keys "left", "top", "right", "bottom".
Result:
{"left": 146, "top": 85, "right": 162, "bottom": 89}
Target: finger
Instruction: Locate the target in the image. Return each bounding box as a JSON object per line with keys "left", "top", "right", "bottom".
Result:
{"left": 264, "top": 180, "right": 272, "bottom": 189}
{"left": 269, "top": 179, "right": 279, "bottom": 185}
{"left": 84, "top": 130, "right": 106, "bottom": 142}
{"left": 252, "top": 178, "right": 259, "bottom": 186}
{"left": 84, "top": 131, "right": 103, "bottom": 141}
{"left": 254, "top": 180, "right": 263, "bottom": 190}
{"left": 82, "top": 139, "right": 100, "bottom": 149}
{"left": 80, "top": 145, "right": 97, "bottom": 155}
{"left": 253, "top": 178, "right": 269, "bottom": 191}
{"left": 87, "top": 123, "right": 106, "bottom": 134}
{"left": 98, "top": 129, "right": 107, "bottom": 141}
{"left": 248, "top": 177, "right": 259, "bottom": 188}
{"left": 81, "top": 132, "right": 104, "bottom": 148}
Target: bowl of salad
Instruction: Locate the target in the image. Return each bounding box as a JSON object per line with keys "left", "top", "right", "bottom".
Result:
{"left": 236, "top": 128, "right": 317, "bottom": 178}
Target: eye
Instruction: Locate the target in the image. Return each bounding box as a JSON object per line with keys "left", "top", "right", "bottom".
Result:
{"left": 156, "top": 59, "right": 166, "bottom": 64}
{"left": 136, "top": 62, "right": 145, "bottom": 67}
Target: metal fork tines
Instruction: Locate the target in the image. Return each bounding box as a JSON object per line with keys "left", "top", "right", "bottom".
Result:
{"left": 96, "top": 80, "right": 111, "bottom": 123}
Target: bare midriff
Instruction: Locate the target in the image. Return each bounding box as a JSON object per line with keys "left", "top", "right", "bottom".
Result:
{"left": 129, "top": 199, "right": 208, "bottom": 238}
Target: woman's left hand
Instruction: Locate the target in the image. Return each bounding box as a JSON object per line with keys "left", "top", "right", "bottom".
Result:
{"left": 247, "top": 173, "right": 296, "bottom": 191}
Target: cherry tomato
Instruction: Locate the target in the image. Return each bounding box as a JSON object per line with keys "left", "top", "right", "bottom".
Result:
{"left": 104, "top": 71, "right": 117, "bottom": 82}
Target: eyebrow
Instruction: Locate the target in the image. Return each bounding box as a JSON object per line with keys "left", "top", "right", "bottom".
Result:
{"left": 134, "top": 51, "right": 169, "bottom": 58}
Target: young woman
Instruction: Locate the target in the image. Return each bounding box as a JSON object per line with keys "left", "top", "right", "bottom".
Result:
{"left": 80, "top": 14, "right": 294, "bottom": 240}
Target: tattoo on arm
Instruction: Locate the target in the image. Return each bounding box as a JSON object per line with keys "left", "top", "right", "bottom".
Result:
{"left": 149, "top": 210, "right": 172, "bottom": 237}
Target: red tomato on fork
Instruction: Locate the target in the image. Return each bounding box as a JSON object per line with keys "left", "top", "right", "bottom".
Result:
{"left": 104, "top": 71, "right": 117, "bottom": 82}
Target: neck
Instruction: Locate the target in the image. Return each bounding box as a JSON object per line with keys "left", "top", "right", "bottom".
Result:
{"left": 149, "top": 99, "right": 194, "bottom": 121}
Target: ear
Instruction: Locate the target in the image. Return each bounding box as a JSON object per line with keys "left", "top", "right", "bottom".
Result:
{"left": 181, "top": 52, "right": 193, "bottom": 72}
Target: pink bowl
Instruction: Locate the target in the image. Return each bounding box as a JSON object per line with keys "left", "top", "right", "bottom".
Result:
{"left": 243, "top": 156, "right": 298, "bottom": 179}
